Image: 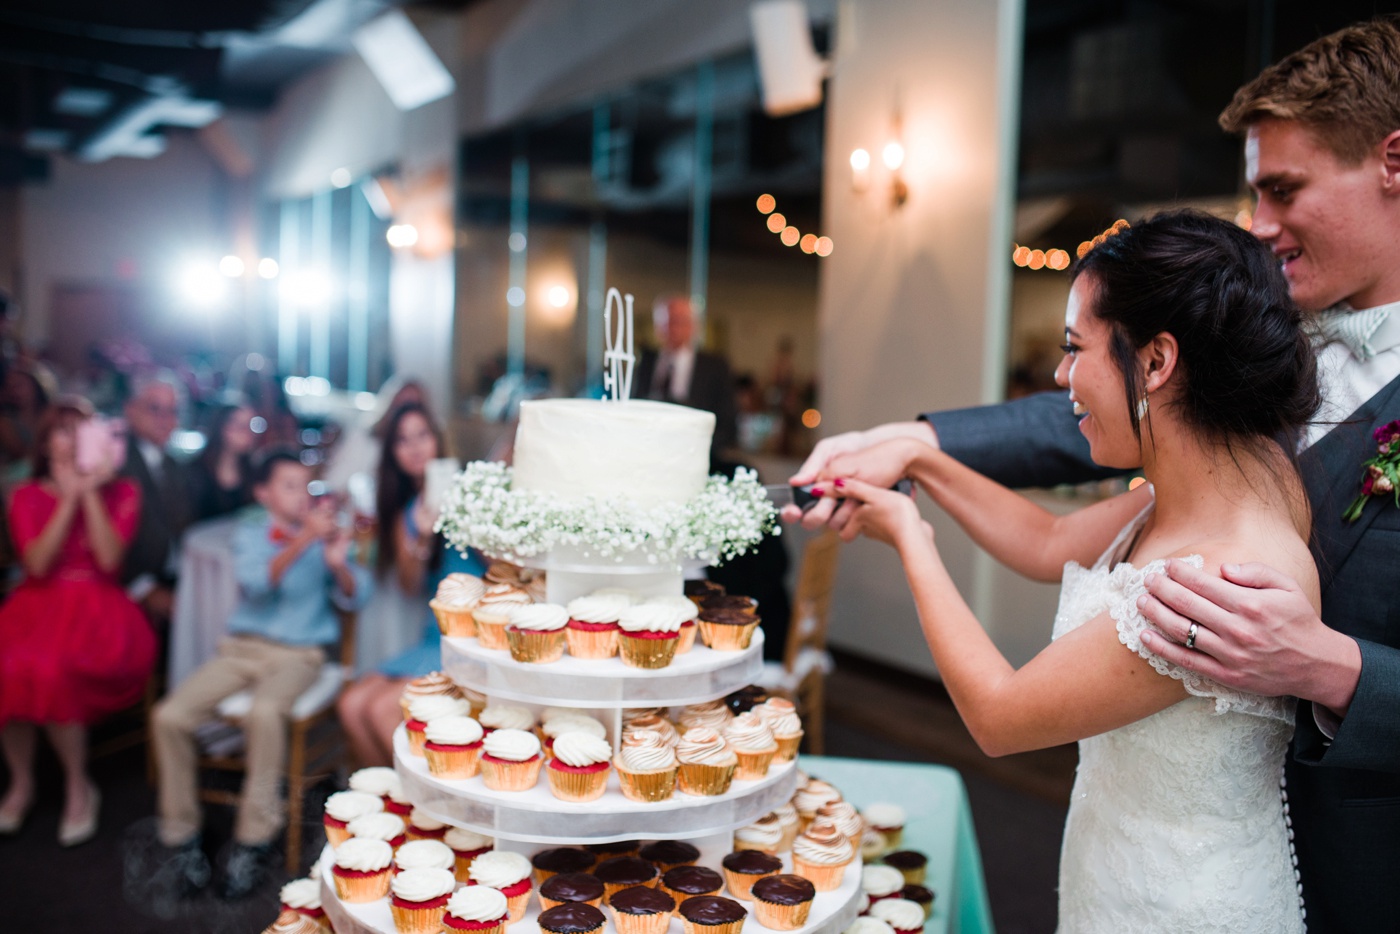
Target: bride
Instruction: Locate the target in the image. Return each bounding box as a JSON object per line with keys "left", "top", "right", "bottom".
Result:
{"left": 819, "top": 211, "right": 1319, "bottom": 932}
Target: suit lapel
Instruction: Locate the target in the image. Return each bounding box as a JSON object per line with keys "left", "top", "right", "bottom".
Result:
{"left": 1305, "top": 372, "right": 1400, "bottom": 590}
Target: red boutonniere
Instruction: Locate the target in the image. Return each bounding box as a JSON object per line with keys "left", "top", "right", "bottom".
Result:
{"left": 1343, "top": 419, "right": 1400, "bottom": 522}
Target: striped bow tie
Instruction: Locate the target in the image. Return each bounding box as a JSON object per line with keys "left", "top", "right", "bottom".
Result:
{"left": 1313, "top": 306, "right": 1400, "bottom": 361}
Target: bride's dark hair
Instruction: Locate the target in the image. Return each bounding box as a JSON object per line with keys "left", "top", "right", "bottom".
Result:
{"left": 1071, "top": 209, "right": 1321, "bottom": 458}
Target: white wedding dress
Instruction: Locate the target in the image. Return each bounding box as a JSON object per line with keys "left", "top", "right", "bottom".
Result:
{"left": 1051, "top": 507, "right": 1305, "bottom": 933}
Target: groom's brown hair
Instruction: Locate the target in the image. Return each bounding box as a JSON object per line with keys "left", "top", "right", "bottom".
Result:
{"left": 1219, "top": 17, "right": 1400, "bottom": 164}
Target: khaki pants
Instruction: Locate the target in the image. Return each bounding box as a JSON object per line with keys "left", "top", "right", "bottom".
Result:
{"left": 153, "top": 634, "right": 323, "bottom": 847}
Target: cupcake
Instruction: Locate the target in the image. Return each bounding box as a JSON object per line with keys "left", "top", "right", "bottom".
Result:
{"left": 818, "top": 800, "right": 866, "bottom": 847}
{"left": 900, "top": 885, "right": 935, "bottom": 921}
{"left": 444, "top": 884, "right": 510, "bottom": 934}
{"left": 755, "top": 699, "right": 804, "bottom": 762}
{"left": 793, "top": 780, "right": 843, "bottom": 831}
{"left": 586, "top": 840, "right": 643, "bottom": 859}
{"left": 399, "top": 672, "right": 464, "bottom": 721}
{"left": 861, "top": 865, "right": 906, "bottom": 904}
{"left": 486, "top": 561, "right": 547, "bottom": 601}
{"left": 773, "top": 803, "right": 800, "bottom": 852}
{"left": 750, "top": 874, "right": 816, "bottom": 931}
{"left": 720, "top": 850, "right": 782, "bottom": 901}
{"left": 324, "top": 791, "right": 384, "bottom": 847}
{"left": 507, "top": 603, "right": 569, "bottom": 663}
{"left": 660, "top": 866, "right": 724, "bottom": 914}
{"left": 385, "top": 780, "right": 415, "bottom": 819}
{"left": 478, "top": 704, "right": 536, "bottom": 735}
{"left": 845, "top": 919, "right": 896, "bottom": 934}
{"left": 564, "top": 594, "right": 628, "bottom": 659}
{"left": 723, "top": 712, "right": 778, "bottom": 781}
{"left": 882, "top": 851, "right": 927, "bottom": 885}
{"left": 546, "top": 732, "right": 613, "bottom": 802}
{"left": 614, "top": 730, "right": 679, "bottom": 803}
{"left": 348, "top": 811, "right": 408, "bottom": 852}
{"left": 539, "top": 871, "right": 606, "bottom": 910}
{"left": 869, "top": 898, "right": 925, "bottom": 934}
{"left": 678, "top": 894, "right": 748, "bottom": 934}
{"left": 792, "top": 822, "right": 855, "bottom": 891}
{"left": 264, "top": 910, "right": 322, "bottom": 934}
{"left": 684, "top": 578, "right": 725, "bottom": 598}
{"left": 675, "top": 727, "right": 738, "bottom": 797}
{"left": 350, "top": 766, "right": 406, "bottom": 815}
{"left": 697, "top": 608, "right": 760, "bottom": 652}
{"left": 644, "top": 596, "right": 700, "bottom": 653}
{"left": 474, "top": 583, "right": 534, "bottom": 649}
{"left": 733, "top": 814, "right": 784, "bottom": 854}
{"left": 278, "top": 877, "right": 328, "bottom": 931}
{"left": 593, "top": 855, "right": 659, "bottom": 904}
{"left": 395, "top": 839, "right": 457, "bottom": 876}
{"left": 332, "top": 837, "right": 394, "bottom": 902}
{"left": 461, "top": 687, "right": 488, "bottom": 718}
{"left": 724, "top": 685, "right": 770, "bottom": 715}
{"left": 432, "top": 572, "right": 486, "bottom": 638}
{"left": 696, "top": 594, "right": 758, "bottom": 615}
{"left": 424, "top": 715, "right": 486, "bottom": 779}
{"left": 678, "top": 701, "right": 733, "bottom": 736}
{"left": 538, "top": 903, "right": 607, "bottom": 934}
{"left": 532, "top": 846, "right": 596, "bottom": 883}
{"left": 859, "top": 828, "right": 889, "bottom": 861}
{"left": 407, "top": 695, "right": 472, "bottom": 756}
{"left": 445, "top": 827, "right": 495, "bottom": 883}
{"left": 609, "top": 884, "right": 676, "bottom": 934}
{"left": 542, "top": 715, "right": 608, "bottom": 758}
{"left": 639, "top": 840, "right": 699, "bottom": 873}
{"left": 622, "top": 713, "right": 680, "bottom": 747}
{"left": 861, "top": 803, "right": 907, "bottom": 852}
{"left": 391, "top": 867, "right": 457, "bottom": 934}
{"left": 617, "top": 604, "right": 683, "bottom": 669}
{"left": 406, "top": 807, "right": 449, "bottom": 843}
{"left": 468, "top": 850, "right": 534, "bottom": 922}
{"left": 480, "top": 728, "right": 544, "bottom": 791}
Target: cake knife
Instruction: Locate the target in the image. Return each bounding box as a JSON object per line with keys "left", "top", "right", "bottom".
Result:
{"left": 764, "top": 478, "right": 915, "bottom": 512}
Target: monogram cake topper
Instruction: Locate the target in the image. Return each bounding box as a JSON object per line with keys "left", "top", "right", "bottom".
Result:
{"left": 602, "top": 287, "right": 636, "bottom": 402}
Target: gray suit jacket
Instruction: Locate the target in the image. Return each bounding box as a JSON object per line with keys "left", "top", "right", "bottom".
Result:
{"left": 924, "top": 378, "right": 1400, "bottom": 933}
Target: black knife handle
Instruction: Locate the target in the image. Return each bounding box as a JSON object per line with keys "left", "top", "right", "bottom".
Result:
{"left": 791, "top": 478, "right": 914, "bottom": 512}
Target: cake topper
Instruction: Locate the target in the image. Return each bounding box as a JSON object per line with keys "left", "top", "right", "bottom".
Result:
{"left": 603, "top": 287, "right": 636, "bottom": 402}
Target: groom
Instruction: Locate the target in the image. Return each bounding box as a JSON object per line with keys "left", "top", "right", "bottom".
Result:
{"left": 789, "top": 19, "right": 1400, "bottom": 934}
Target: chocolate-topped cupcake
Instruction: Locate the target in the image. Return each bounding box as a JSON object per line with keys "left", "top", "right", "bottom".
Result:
{"left": 684, "top": 579, "right": 726, "bottom": 598}
{"left": 661, "top": 866, "right": 725, "bottom": 915}
{"left": 539, "top": 872, "right": 606, "bottom": 910}
{"left": 678, "top": 895, "right": 747, "bottom": 934}
{"left": 901, "top": 884, "right": 935, "bottom": 919}
{"left": 586, "top": 840, "right": 642, "bottom": 859}
{"left": 697, "top": 608, "right": 761, "bottom": 651}
{"left": 883, "top": 850, "right": 928, "bottom": 885}
{"left": 721, "top": 850, "right": 782, "bottom": 900}
{"left": 724, "top": 685, "right": 770, "bottom": 715}
{"left": 538, "top": 903, "right": 606, "bottom": 934}
{"left": 593, "top": 855, "right": 659, "bottom": 903}
{"left": 609, "top": 885, "right": 677, "bottom": 934}
{"left": 533, "top": 846, "right": 596, "bottom": 882}
{"left": 639, "top": 840, "right": 699, "bottom": 872}
{"left": 697, "top": 594, "right": 757, "bottom": 614}
{"left": 750, "top": 875, "right": 817, "bottom": 931}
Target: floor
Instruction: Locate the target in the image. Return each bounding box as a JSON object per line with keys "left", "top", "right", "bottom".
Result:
{"left": 0, "top": 654, "right": 1073, "bottom": 933}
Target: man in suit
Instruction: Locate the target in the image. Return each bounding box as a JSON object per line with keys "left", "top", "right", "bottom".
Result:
{"left": 635, "top": 294, "right": 738, "bottom": 458}
{"left": 121, "top": 371, "right": 193, "bottom": 629}
{"left": 787, "top": 19, "right": 1400, "bottom": 932}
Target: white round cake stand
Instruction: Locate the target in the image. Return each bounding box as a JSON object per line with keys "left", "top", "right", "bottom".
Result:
{"left": 440, "top": 632, "right": 764, "bottom": 709}
{"left": 318, "top": 845, "right": 863, "bottom": 934}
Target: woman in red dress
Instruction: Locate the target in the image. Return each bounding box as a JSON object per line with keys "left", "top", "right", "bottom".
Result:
{"left": 0, "top": 397, "right": 156, "bottom": 845}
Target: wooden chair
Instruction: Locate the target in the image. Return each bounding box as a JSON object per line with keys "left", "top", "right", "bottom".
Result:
{"left": 196, "top": 610, "right": 357, "bottom": 873}
{"left": 761, "top": 530, "right": 842, "bottom": 754}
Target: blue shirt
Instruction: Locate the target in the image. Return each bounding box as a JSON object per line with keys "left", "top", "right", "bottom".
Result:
{"left": 225, "top": 512, "right": 373, "bottom": 647}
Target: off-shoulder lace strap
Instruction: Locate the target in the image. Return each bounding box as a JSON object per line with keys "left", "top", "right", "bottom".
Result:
{"left": 1110, "top": 556, "right": 1295, "bottom": 725}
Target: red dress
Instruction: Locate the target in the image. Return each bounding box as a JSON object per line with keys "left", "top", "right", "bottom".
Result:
{"left": 0, "top": 479, "right": 157, "bottom": 724}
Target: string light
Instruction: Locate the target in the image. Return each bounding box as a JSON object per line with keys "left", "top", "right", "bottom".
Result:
{"left": 766, "top": 212, "right": 787, "bottom": 233}
{"left": 799, "top": 234, "right": 818, "bottom": 254}
{"left": 757, "top": 196, "right": 836, "bottom": 257}
{"left": 1015, "top": 221, "right": 1131, "bottom": 271}
{"left": 780, "top": 226, "right": 801, "bottom": 247}
{"left": 756, "top": 194, "right": 776, "bottom": 214}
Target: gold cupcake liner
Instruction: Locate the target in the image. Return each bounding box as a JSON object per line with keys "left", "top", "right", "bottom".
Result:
{"left": 546, "top": 765, "right": 610, "bottom": 802}
{"left": 732, "top": 838, "right": 779, "bottom": 855}
{"left": 894, "top": 866, "right": 926, "bottom": 885}
{"left": 392, "top": 901, "right": 450, "bottom": 934}
{"left": 773, "top": 732, "right": 803, "bottom": 762}
{"left": 675, "top": 624, "right": 697, "bottom": 654}
{"left": 506, "top": 888, "right": 532, "bottom": 923}
{"left": 406, "top": 726, "right": 428, "bottom": 757}
{"left": 610, "top": 906, "right": 673, "bottom": 934}
{"left": 778, "top": 824, "right": 798, "bottom": 853}
{"left": 677, "top": 761, "right": 736, "bottom": 797}
{"left": 721, "top": 867, "right": 773, "bottom": 901}
{"left": 681, "top": 917, "right": 745, "bottom": 934}
{"left": 431, "top": 601, "right": 477, "bottom": 638}
{"left": 425, "top": 744, "right": 482, "bottom": 779}
{"left": 324, "top": 821, "right": 351, "bottom": 848}
{"left": 791, "top": 855, "right": 851, "bottom": 892}
{"left": 752, "top": 897, "right": 813, "bottom": 931}
{"left": 565, "top": 627, "right": 619, "bottom": 659}
{"left": 446, "top": 922, "right": 503, "bottom": 934}
{"left": 732, "top": 747, "right": 776, "bottom": 781}
{"left": 614, "top": 760, "right": 678, "bottom": 803}
{"left": 618, "top": 633, "right": 679, "bottom": 669}
{"left": 507, "top": 628, "right": 566, "bottom": 664}
{"left": 873, "top": 827, "right": 904, "bottom": 852}
{"left": 475, "top": 619, "right": 510, "bottom": 650}
{"left": 697, "top": 620, "right": 758, "bottom": 651}
{"left": 334, "top": 869, "right": 392, "bottom": 903}
{"left": 480, "top": 755, "right": 543, "bottom": 792}
{"left": 539, "top": 895, "right": 604, "bottom": 911}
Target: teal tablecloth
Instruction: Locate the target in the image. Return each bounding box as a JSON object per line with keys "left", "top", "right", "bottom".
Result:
{"left": 799, "top": 756, "right": 995, "bottom": 934}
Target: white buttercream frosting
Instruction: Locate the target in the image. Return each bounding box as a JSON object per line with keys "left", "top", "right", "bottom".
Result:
{"left": 591, "top": 587, "right": 643, "bottom": 603}
{"left": 444, "top": 827, "right": 494, "bottom": 852}
{"left": 425, "top": 715, "right": 484, "bottom": 746}
{"left": 861, "top": 865, "right": 906, "bottom": 897}
{"left": 334, "top": 837, "right": 393, "bottom": 872}
{"left": 279, "top": 877, "right": 321, "bottom": 910}
{"left": 483, "top": 727, "right": 541, "bottom": 762}
{"left": 551, "top": 732, "right": 611, "bottom": 767}
{"left": 870, "top": 899, "right": 925, "bottom": 931}
{"left": 349, "top": 766, "right": 401, "bottom": 798}
{"left": 618, "top": 604, "right": 683, "bottom": 634}
{"left": 566, "top": 594, "right": 630, "bottom": 623}
{"left": 395, "top": 839, "right": 456, "bottom": 873}
{"left": 861, "top": 803, "right": 907, "bottom": 828}
{"left": 478, "top": 704, "right": 535, "bottom": 731}
{"left": 845, "top": 917, "right": 896, "bottom": 934}
{"left": 347, "top": 812, "right": 406, "bottom": 843}
{"left": 447, "top": 885, "right": 510, "bottom": 922}
{"left": 409, "top": 694, "right": 471, "bottom": 723}
{"left": 409, "top": 807, "right": 446, "bottom": 832}
{"left": 643, "top": 595, "right": 699, "bottom": 622}
{"left": 509, "top": 603, "right": 569, "bottom": 631}
{"left": 468, "top": 850, "right": 532, "bottom": 888}
{"left": 435, "top": 573, "right": 485, "bottom": 608}
{"left": 623, "top": 714, "right": 679, "bottom": 747}
{"left": 540, "top": 706, "right": 583, "bottom": 723}
{"left": 617, "top": 729, "right": 677, "bottom": 771}
{"left": 325, "top": 790, "right": 384, "bottom": 823}
{"left": 542, "top": 715, "right": 606, "bottom": 740}
{"left": 392, "top": 867, "right": 457, "bottom": 903}
{"left": 724, "top": 711, "right": 776, "bottom": 752}
{"left": 675, "top": 726, "right": 736, "bottom": 766}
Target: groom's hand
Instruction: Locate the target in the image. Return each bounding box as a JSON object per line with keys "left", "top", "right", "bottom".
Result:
{"left": 1136, "top": 559, "right": 1361, "bottom": 716}
{"left": 784, "top": 420, "right": 938, "bottom": 531}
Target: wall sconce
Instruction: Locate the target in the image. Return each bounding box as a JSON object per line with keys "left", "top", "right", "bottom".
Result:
{"left": 849, "top": 148, "right": 871, "bottom": 192}
{"left": 884, "top": 116, "right": 908, "bottom": 208}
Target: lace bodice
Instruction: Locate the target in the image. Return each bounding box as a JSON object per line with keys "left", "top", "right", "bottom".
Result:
{"left": 1050, "top": 509, "right": 1303, "bottom": 933}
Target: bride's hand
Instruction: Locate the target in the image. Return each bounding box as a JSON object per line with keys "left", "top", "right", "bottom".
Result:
{"left": 823, "top": 476, "right": 930, "bottom": 550}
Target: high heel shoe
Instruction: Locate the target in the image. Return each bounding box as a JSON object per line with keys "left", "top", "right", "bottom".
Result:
{"left": 0, "top": 797, "right": 32, "bottom": 835}
{"left": 58, "top": 782, "right": 100, "bottom": 847}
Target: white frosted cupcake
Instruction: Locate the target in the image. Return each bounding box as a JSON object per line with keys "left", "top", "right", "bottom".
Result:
{"left": 406, "top": 807, "right": 449, "bottom": 843}
{"left": 724, "top": 711, "right": 778, "bottom": 780}
{"left": 845, "top": 918, "right": 897, "bottom": 934}
{"left": 678, "top": 700, "right": 733, "bottom": 735}
{"left": 406, "top": 694, "right": 472, "bottom": 756}
{"left": 432, "top": 572, "right": 486, "bottom": 638}
{"left": 323, "top": 790, "right": 383, "bottom": 848}
{"left": 623, "top": 712, "right": 680, "bottom": 748}
{"left": 478, "top": 704, "right": 536, "bottom": 734}
{"left": 546, "top": 731, "right": 613, "bottom": 802}
{"left": 391, "top": 867, "right": 457, "bottom": 934}
{"left": 617, "top": 604, "right": 682, "bottom": 669}
{"left": 424, "top": 715, "right": 485, "bottom": 779}
{"left": 565, "top": 593, "right": 630, "bottom": 659}
{"left": 861, "top": 803, "right": 907, "bottom": 851}
{"left": 734, "top": 814, "right": 784, "bottom": 854}
{"left": 468, "top": 850, "right": 534, "bottom": 922}
{"left": 445, "top": 883, "right": 510, "bottom": 934}
{"left": 792, "top": 821, "right": 855, "bottom": 891}
{"left": 444, "top": 827, "right": 495, "bottom": 883}
{"left": 507, "top": 603, "right": 570, "bottom": 663}
{"left": 332, "top": 837, "right": 394, "bottom": 902}
{"left": 861, "top": 865, "right": 907, "bottom": 904}
{"left": 869, "top": 898, "right": 926, "bottom": 934}
{"left": 818, "top": 800, "right": 866, "bottom": 847}
{"left": 278, "top": 877, "right": 327, "bottom": 930}
{"left": 614, "top": 729, "right": 679, "bottom": 803}
{"left": 348, "top": 811, "right": 408, "bottom": 852}
{"left": 756, "top": 698, "right": 804, "bottom": 761}
{"left": 480, "top": 728, "right": 544, "bottom": 791}
{"left": 793, "top": 779, "right": 843, "bottom": 830}
{"left": 542, "top": 714, "right": 607, "bottom": 758}
{"left": 395, "top": 839, "right": 456, "bottom": 875}
{"left": 675, "top": 726, "right": 737, "bottom": 797}
{"left": 643, "top": 595, "right": 700, "bottom": 653}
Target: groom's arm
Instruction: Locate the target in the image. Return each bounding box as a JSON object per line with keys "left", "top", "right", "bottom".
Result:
{"left": 1296, "top": 639, "right": 1400, "bottom": 771}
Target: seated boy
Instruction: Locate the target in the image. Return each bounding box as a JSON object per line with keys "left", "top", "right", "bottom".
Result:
{"left": 153, "top": 449, "right": 371, "bottom": 899}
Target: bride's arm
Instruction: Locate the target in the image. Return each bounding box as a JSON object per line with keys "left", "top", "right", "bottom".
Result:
{"left": 835, "top": 477, "right": 1187, "bottom": 756}
{"left": 823, "top": 438, "right": 1153, "bottom": 582}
